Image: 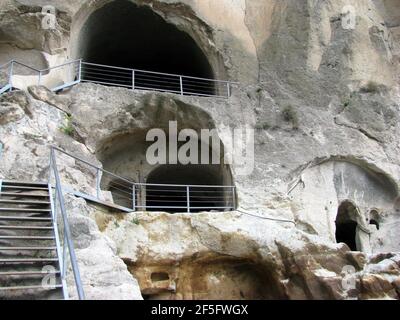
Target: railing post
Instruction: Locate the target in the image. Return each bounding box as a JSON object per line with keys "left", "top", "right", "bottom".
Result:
{"left": 132, "top": 70, "right": 135, "bottom": 90}
{"left": 186, "top": 186, "right": 190, "bottom": 213}
{"left": 96, "top": 168, "right": 101, "bottom": 199}
{"left": 8, "top": 61, "right": 13, "bottom": 92}
{"left": 132, "top": 184, "right": 136, "bottom": 211}
{"left": 38, "top": 71, "right": 42, "bottom": 86}
{"left": 180, "top": 76, "right": 184, "bottom": 95}
{"left": 226, "top": 82, "right": 231, "bottom": 98}
{"left": 78, "top": 59, "right": 82, "bottom": 82}
{"left": 231, "top": 186, "right": 236, "bottom": 210}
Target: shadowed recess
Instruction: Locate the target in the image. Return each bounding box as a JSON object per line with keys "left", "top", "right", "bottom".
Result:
{"left": 78, "top": 0, "right": 215, "bottom": 94}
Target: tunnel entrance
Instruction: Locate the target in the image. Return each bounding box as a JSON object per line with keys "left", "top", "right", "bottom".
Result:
{"left": 78, "top": 0, "right": 216, "bottom": 95}
{"left": 145, "top": 164, "right": 234, "bottom": 213}
{"left": 335, "top": 201, "right": 360, "bottom": 251}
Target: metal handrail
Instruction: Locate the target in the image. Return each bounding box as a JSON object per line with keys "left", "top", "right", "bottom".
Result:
{"left": 53, "top": 146, "right": 134, "bottom": 186}
{"left": 51, "top": 146, "right": 236, "bottom": 213}
{"left": 0, "top": 58, "right": 237, "bottom": 98}
{"left": 11, "top": 60, "right": 42, "bottom": 72}
{"left": 0, "top": 59, "right": 81, "bottom": 93}
{"left": 49, "top": 147, "right": 85, "bottom": 300}
{"left": 82, "top": 61, "right": 236, "bottom": 84}
{"left": 40, "top": 59, "right": 82, "bottom": 72}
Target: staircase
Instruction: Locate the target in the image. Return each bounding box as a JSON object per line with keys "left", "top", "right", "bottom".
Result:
{"left": 0, "top": 180, "right": 65, "bottom": 300}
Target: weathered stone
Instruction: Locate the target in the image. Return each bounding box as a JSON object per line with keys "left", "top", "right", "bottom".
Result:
{"left": 346, "top": 252, "right": 367, "bottom": 271}
{"left": 28, "top": 85, "right": 71, "bottom": 114}
{"left": 360, "top": 274, "right": 398, "bottom": 299}
{"left": 0, "top": 103, "right": 25, "bottom": 124}
{"left": 0, "top": 0, "right": 400, "bottom": 300}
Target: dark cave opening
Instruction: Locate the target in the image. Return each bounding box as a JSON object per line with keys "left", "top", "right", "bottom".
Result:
{"left": 335, "top": 201, "right": 359, "bottom": 251}
{"left": 370, "top": 219, "right": 380, "bottom": 230}
{"left": 145, "top": 164, "right": 234, "bottom": 213}
{"left": 369, "top": 210, "right": 380, "bottom": 230}
{"left": 79, "top": 0, "right": 215, "bottom": 95}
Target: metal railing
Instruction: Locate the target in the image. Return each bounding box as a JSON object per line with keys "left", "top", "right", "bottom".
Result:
{"left": 0, "top": 59, "right": 236, "bottom": 98}
{"left": 0, "top": 59, "right": 81, "bottom": 93}
{"left": 48, "top": 147, "right": 85, "bottom": 300}
{"left": 0, "top": 61, "right": 12, "bottom": 94}
{"left": 51, "top": 146, "right": 236, "bottom": 213}
{"left": 80, "top": 62, "right": 233, "bottom": 98}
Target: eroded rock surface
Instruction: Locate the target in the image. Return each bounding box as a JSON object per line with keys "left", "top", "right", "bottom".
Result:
{"left": 0, "top": 0, "right": 400, "bottom": 300}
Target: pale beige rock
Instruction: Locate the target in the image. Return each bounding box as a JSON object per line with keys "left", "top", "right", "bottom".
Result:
{"left": 0, "top": 0, "right": 400, "bottom": 300}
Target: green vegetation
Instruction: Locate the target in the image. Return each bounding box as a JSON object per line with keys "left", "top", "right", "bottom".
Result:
{"left": 342, "top": 98, "right": 351, "bottom": 108}
{"left": 131, "top": 217, "right": 140, "bottom": 225}
{"left": 59, "top": 114, "right": 74, "bottom": 136}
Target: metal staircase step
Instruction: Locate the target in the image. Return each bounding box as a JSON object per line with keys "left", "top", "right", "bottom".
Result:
{"left": 0, "top": 216, "right": 52, "bottom": 222}
{"left": 0, "top": 270, "right": 60, "bottom": 276}
{"left": 0, "top": 180, "right": 68, "bottom": 299}
{"left": 0, "top": 208, "right": 51, "bottom": 213}
{"left": 0, "top": 200, "right": 50, "bottom": 205}
{"left": 0, "top": 258, "right": 58, "bottom": 263}
{"left": 1, "top": 186, "right": 49, "bottom": 191}
{"left": 0, "top": 192, "right": 49, "bottom": 198}
{"left": 0, "top": 226, "right": 53, "bottom": 230}
{"left": 0, "top": 284, "right": 62, "bottom": 291}
{"left": 0, "top": 236, "right": 55, "bottom": 240}
{"left": 0, "top": 247, "right": 56, "bottom": 251}
{"left": 1, "top": 181, "right": 48, "bottom": 187}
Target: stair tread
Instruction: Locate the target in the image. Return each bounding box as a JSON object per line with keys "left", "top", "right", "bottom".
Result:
{"left": 0, "top": 236, "right": 55, "bottom": 239}
{"left": 0, "top": 270, "right": 60, "bottom": 276}
{"left": 0, "top": 208, "right": 51, "bottom": 212}
{"left": 0, "top": 192, "right": 49, "bottom": 198}
{"left": 0, "top": 200, "right": 50, "bottom": 205}
{"left": 0, "top": 258, "right": 58, "bottom": 262}
{"left": 0, "top": 226, "right": 53, "bottom": 230}
{"left": 1, "top": 181, "right": 48, "bottom": 187}
{"left": 0, "top": 216, "right": 52, "bottom": 221}
{"left": 0, "top": 247, "right": 56, "bottom": 250}
{"left": 0, "top": 284, "right": 62, "bottom": 290}
{"left": 2, "top": 186, "right": 48, "bottom": 191}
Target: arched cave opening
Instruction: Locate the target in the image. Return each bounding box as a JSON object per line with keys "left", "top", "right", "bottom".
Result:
{"left": 78, "top": 0, "right": 215, "bottom": 95}
{"left": 335, "top": 201, "right": 359, "bottom": 251}
{"left": 369, "top": 219, "right": 379, "bottom": 230}
{"left": 369, "top": 209, "right": 380, "bottom": 230}
{"left": 146, "top": 164, "right": 234, "bottom": 213}
{"left": 96, "top": 128, "right": 235, "bottom": 212}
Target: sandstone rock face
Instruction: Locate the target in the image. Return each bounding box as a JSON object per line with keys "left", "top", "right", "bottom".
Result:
{"left": 64, "top": 195, "right": 143, "bottom": 300}
{"left": 94, "top": 210, "right": 400, "bottom": 300}
{"left": 0, "top": 0, "right": 400, "bottom": 300}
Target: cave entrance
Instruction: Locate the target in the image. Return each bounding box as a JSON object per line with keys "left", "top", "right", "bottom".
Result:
{"left": 78, "top": 0, "right": 215, "bottom": 95}
{"left": 335, "top": 201, "right": 360, "bottom": 251}
{"left": 97, "top": 124, "right": 237, "bottom": 213}
{"left": 145, "top": 164, "right": 234, "bottom": 213}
